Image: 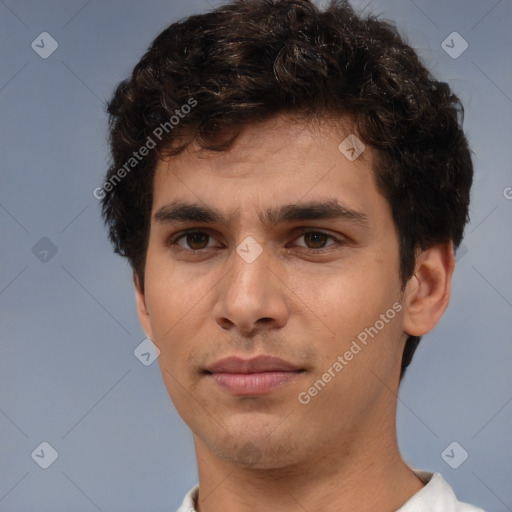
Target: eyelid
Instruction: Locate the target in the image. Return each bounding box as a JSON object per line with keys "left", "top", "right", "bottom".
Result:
{"left": 168, "top": 228, "right": 222, "bottom": 250}
{"left": 289, "top": 227, "right": 342, "bottom": 249}
{"left": 168, "top": 227, "right": 344, "bottom": 252}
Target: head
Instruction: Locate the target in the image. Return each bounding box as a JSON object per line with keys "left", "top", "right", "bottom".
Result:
{"left": 100, "top": 0, "right": 472, "bottom": 468}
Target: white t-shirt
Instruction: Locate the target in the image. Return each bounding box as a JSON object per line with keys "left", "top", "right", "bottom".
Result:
{"left": 176, "top": 469, "right": 486, "bottom": 512}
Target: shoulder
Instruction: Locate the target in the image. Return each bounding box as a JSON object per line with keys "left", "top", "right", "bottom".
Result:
{"left": 175, "top": 484, "right": 199, "bottom": 512}
{"left": 398, "top": 470, "right": 487, "bottom": 512}
{"left": 176, "top": 473, "right": 487, "bottom": 512}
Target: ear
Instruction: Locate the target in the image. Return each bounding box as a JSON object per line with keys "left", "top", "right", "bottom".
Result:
{"left": 134, "top": 270, "right": 153, "bottom": 340}
{"left": 402, "top": 241, "right": 455, "bottom": 337}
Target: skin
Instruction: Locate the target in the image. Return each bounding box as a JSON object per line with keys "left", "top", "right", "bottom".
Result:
{"left": 134, "top": 114, "right": 455, "bottom": 512}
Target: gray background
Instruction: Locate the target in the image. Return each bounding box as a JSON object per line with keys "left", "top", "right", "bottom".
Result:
{"left": 1, "top": 0, "right": 511, "bottom": 510}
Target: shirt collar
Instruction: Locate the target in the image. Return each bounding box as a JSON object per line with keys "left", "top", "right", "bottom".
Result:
{"left": 176, "top": 469, "right": 479, "bottom": 512}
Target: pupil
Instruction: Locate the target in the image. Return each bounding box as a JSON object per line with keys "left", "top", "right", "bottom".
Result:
{"left": 306, "top": 232, "right": 326, "bottom": 248}
{"left": 188, "top": 233, "right": 208, "bottom": 249}
{"left": 185, "top": 232, "right": 327, "bottom": 250}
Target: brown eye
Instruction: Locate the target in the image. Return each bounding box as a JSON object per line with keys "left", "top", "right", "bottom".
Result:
{"left": 170, "top": 230, "right": 215, "bottom": 251}
{"left": 303, "top": 232, "right": 330, "bottom": 249}
{"left": 293, "top": 230, "right": 339, "bottom": 251}
{"left": 184, "top": 232, "right": 210, "bottom": 250}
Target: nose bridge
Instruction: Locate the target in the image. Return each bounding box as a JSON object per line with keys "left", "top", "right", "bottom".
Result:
{"left": 214, "top": 237, "right": 288, "bottom": 334}
{"left": 227, "top": 237, "right": 272, "bottom": 303}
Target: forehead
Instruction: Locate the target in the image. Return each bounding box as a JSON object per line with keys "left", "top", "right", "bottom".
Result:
{"left": 151, "top": 115, "right": 386, "bottom": 224}
{"left": 167, "top": 115, "right": 372, "bottom": 173}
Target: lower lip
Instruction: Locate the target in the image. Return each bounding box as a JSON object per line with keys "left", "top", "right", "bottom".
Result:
{"left": 209, "top": 371, "right": 302, "bottom": 395}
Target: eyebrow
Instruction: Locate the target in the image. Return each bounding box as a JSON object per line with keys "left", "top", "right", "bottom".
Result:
{"left": 154, "top": 199, "right": 368, "bottom": 228}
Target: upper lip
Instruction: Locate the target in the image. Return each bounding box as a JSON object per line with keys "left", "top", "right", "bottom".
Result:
{"left": 206, "top": 356, "right": 302, "bottom": 374}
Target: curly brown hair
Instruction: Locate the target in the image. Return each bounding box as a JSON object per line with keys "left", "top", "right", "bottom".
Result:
{"left": 100, "top": 0, "right": 473, "bottom": 381}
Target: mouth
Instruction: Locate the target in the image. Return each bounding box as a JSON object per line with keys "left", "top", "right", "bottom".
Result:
{"left": 204, "top": 355, "right": 306, "bottom": 396}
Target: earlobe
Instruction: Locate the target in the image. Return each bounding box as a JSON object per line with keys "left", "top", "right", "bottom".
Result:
{"left": 133, "top": 271, "right": 153, "bottom": 340}
{"left": 402, "top": 242, "right": 455, "bottom": 337}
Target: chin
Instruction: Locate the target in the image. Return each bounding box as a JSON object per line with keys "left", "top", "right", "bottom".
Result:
{"left": 199, "top": 421, "right": 310, "bottom": 469}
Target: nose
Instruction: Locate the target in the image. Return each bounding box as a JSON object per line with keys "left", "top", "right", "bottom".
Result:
{"left": 212, "top": 242, "right": 289, "bottom": 337}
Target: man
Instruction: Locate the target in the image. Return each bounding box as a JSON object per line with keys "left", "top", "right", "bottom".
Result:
{"left": 100, "top": 0, "right": 484, "bottom": 510}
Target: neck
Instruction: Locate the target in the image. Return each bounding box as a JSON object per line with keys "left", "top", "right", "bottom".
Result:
{"left": 192, "top": 392, "right": 424, "bottom": 512}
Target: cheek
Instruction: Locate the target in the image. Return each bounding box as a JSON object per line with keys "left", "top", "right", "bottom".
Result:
{"left": 143, "top": 255, "right": 221, "bottom": 373}
{"left": 144, "top": 249, "right": 205, "bottom": 326}
{"left": 143, "top": 258, "right": 191, "bottom": 363}
{"left": 289, "top": 250, "right": 403, "bottom": 385}
{"left": 289, "top": 257, "right": 394, "bottom": 332}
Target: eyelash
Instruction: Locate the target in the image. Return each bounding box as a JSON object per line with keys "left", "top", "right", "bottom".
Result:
{"left": 168, "top": 228, "right": 344, "bottom": 254}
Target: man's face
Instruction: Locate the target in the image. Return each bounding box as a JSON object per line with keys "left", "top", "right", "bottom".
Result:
{"left": 136, "top": 116, "right": 409, "bottom": 469}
